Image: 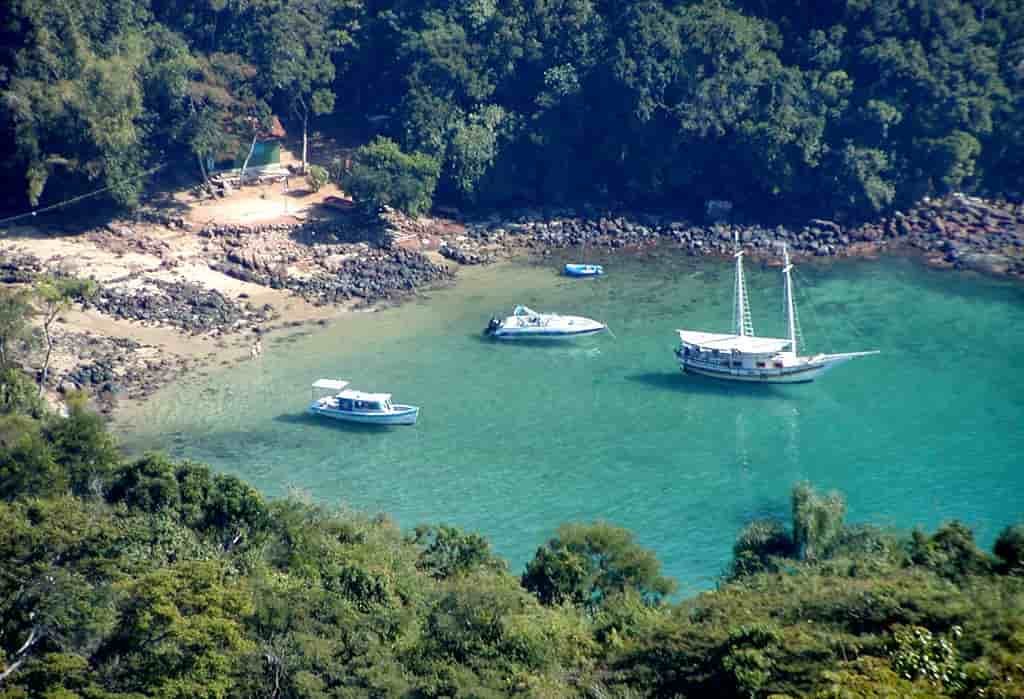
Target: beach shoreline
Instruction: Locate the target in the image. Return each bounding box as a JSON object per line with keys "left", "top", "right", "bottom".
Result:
{"left": 2, "top": 182, "right": 1021, "bottom": 419}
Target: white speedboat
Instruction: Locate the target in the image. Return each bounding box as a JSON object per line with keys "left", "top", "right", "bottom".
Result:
{"left": 485, "top": 305, "right": 607, "bottom": 340}
{"left": 309, "top": 379, "right": 419, "bottom": 425}
{"left": 675, "top": 235, "right": 877, "bottom": 383}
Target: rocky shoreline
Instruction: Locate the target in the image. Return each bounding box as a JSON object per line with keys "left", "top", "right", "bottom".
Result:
{"left": 3, "top": 192, "right": 1021, "bottom": 416}
{"left": 50, "top": 328, "right": 197, "bottom": 409}
{"left": 202, "top": 221, "right": 455, "bottom": 305}
{"left": 435, "top": 193, "right": 1024, "bottom": 278}
{"left": 85, "top": 278, "right": 278, "bottom": 333}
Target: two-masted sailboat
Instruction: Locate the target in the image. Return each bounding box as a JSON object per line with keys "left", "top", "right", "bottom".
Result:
{"left": 675, "top": 235, "right": 877, "bottom": 383}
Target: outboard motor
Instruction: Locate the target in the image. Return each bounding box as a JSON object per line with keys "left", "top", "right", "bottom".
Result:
{"left": 485, "top": 316, "right": 501, "bottom": 336}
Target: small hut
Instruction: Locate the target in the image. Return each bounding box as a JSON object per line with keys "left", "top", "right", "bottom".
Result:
{"left": 206, "top": 115, "right": 287, "bottom": 174}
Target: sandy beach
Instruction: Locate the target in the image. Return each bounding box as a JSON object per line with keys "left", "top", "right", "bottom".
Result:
{"left": 0, "top": 178, "right": 419, "bottom": 414}
{"left": 2, "top": 166, "right": 1022, "bottom": 419}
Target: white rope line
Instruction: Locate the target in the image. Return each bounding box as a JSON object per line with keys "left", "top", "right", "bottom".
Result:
{"left": 794, "top": 263, "right": 872, "bottom": 350}
{"left": 0, "top": 162, "right": 168, "bottom": 228}
{"left": 792, "top": 265, "right": 830, "bottom": 353}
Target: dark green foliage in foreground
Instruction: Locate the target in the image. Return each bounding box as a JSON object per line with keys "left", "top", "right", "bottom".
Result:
{"left": 410, "top": 524, "right": 508, "bottom": 579}
{"left": 522, "top": 521, "right": 677, "bottom": 609}
{"left": 995, "top": 524, "right": 1024, "bottom": 574}
{"left": 0, "top": 362, "right": 1022, "bottom": 696}
{"left": 2, "top": 0, "right": 1023, "bottom": 220}
{"left": 730, "top": 519, "right": 795, "bottom": 578}
{"left": 792, "top": 481, "right": 848, "bottom": 561}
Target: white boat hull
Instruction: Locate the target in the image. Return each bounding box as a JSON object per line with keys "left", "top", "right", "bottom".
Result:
{"left": 491, "top": 325, "right": 606, "bottom": 340}
{"left": 677, "top": 353, "right": 869, "bottom": 384}
{"left": 486, "top": 306, "right": 607, "bottom": 341}
{"left": 309, "top": 403, "right": 419, "bottom": 425}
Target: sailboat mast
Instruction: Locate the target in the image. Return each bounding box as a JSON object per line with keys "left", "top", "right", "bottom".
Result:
{"left": 782, "top": 244, "right": 797, "bottom": 355}
{"left": 733, "top": 232, "right": 754, "bottom": 337}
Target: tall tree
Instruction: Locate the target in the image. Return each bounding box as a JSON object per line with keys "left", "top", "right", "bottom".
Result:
{"left": 0, "top": 289, "right": 34, "bottom": 369}
{"left": 184, "top": 52, "right": 270, "bottom": 184}
{"left": 261, "top": 0, "right": 350, "bottom": 174}
{"left": 33, "top": 277, "right": 96, "bottom": 397}
{"left": 0, "top": 0, "right": 152, "bottom": 208}
{"left": 522, "top": 521, "right": 676, "bottom": 609}
{"left": 791, "top": 482, "right": 846, "bottom": 561}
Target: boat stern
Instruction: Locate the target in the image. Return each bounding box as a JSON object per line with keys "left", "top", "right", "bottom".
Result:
{"left": 484, "top": 316, "right": 503, "bottom": 336}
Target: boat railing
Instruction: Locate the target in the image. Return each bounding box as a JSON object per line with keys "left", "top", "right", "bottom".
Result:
{"left": 684, "top": 356, "right": 742, "bottom": 369}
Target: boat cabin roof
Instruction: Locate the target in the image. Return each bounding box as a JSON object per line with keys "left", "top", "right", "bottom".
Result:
{"left": 513, "top": 305, "right": 539, "bottom": 317}
{"left": 337, "top": 389, "right": 392, "bottom": 402}
{"left": 677, "top": 330, "right": 792, "bottom": 354}
{"left": 312, "top": 378, "right": 349, "bottom": 391}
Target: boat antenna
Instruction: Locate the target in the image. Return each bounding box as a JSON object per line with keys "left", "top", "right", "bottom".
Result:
{"left": 732, "top": 231, "right": 755, "bottom": 337}
{"left": 782, "top": 244, "right": 799, "bottom": 355}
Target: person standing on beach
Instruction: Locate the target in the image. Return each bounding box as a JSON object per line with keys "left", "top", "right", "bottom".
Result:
{"left": 255, "top": 337, "right": 263, "bottom": 358}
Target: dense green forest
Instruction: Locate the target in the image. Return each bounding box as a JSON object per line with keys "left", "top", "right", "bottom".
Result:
{"left": 1, "top": 306, "right": 1023, "bottom": 697}
{"left": 2, "top": 0, "right": 1023, "bottom": 222}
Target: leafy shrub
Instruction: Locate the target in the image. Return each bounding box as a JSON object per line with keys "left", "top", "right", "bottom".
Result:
{"left": 0, "top": 367, "right": 45, "bottom": 418}
{"left": 43, "top": 392, "right": 120, "bottom": 496}
{"left": 340, "top": 137, "right": 440, "bottom": 216}
{"left": 994, "top": 524, "right": 1024, "bottom": 574}
{"left": 792, "top": 482, "right": 847, "bottom": 561}
{"left": 411, "top": 524, "right": 507, "bottom": 579}
{"left": 522, "top": 521, "right": 676, "bottom": 609}
{"left": 307, "top": 164, "right": 328, "bottom": 192}
{"left": 730, "top": 519, "right": 794, "bottom": 578}
{"left": 908, "top": 521, "right": 993, "bottom": 581}
{"left": 0, "top": 417, "right": 65, "bottom": 500}
{"left": 889, "top": 625, "right": 965, "bottom": 691}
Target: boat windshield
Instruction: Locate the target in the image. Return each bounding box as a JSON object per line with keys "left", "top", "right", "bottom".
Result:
{"left": 355, "top": 400, "right": 382, "bottom": 411}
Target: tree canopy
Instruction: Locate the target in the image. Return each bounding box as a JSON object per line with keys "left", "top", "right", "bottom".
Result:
{"left": 0, "top": 352, "right": 1022, "bottom": 696}
{"left": 1, "top": 0, "right": 1022, "bottom": 220}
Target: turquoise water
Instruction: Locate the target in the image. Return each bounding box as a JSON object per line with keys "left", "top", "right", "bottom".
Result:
{"left": 116, "top": 251, "right": 1024, "bottom": 594}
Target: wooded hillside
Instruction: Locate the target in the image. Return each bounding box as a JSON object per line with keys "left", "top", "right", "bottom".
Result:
{"left": 1, "top": 0, "right": 1022, "bottom": 222}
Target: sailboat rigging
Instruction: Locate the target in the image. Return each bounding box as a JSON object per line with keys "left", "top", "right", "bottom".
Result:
{"left": 674, "top": 234, "right": 878, "bottom": 383}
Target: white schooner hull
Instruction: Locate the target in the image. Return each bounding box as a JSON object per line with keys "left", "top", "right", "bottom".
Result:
{"left": 677, "top": 354, "right": 862, "bottom": 384}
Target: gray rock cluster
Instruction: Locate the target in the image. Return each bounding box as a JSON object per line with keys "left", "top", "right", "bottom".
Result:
{"left": 853, "top": 195, "right": 1024, "bottom": 277}
{"left": 0, "top": 250, "right": 43, "bottom": 283}
{"left": 459, "top": 214, "right": 833, "bottom": 258}
{"left": 452, "top": 195, "right": 1023, "bottom": 277}
{"left": 439, "top": 244, "right": 494, "bottom": 265}
{"left": 49, "top": 331, "right": 192, "bottom": 413}
{"left": 87, "top": 223, "right": 175, "bottom": 259}
{"left": 84, "top": 279, "right": 275, "bottom": 334}
{"left": 202, "top": 220, "right": 454, "bottom": 305}
{"left": 200, "top": 219, "right": 386, "bottom": 246}
{"left": 284, "top": 248, "right": 455, "bottom": 305}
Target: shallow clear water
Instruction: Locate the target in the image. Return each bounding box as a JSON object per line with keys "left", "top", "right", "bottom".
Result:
{"left": 116, "top": 251, "right": 1024, "bottom": 594}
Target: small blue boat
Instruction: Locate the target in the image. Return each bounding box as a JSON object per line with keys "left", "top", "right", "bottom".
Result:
{"left": 564, "top": 263, "right": 604, "bottom": 277}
